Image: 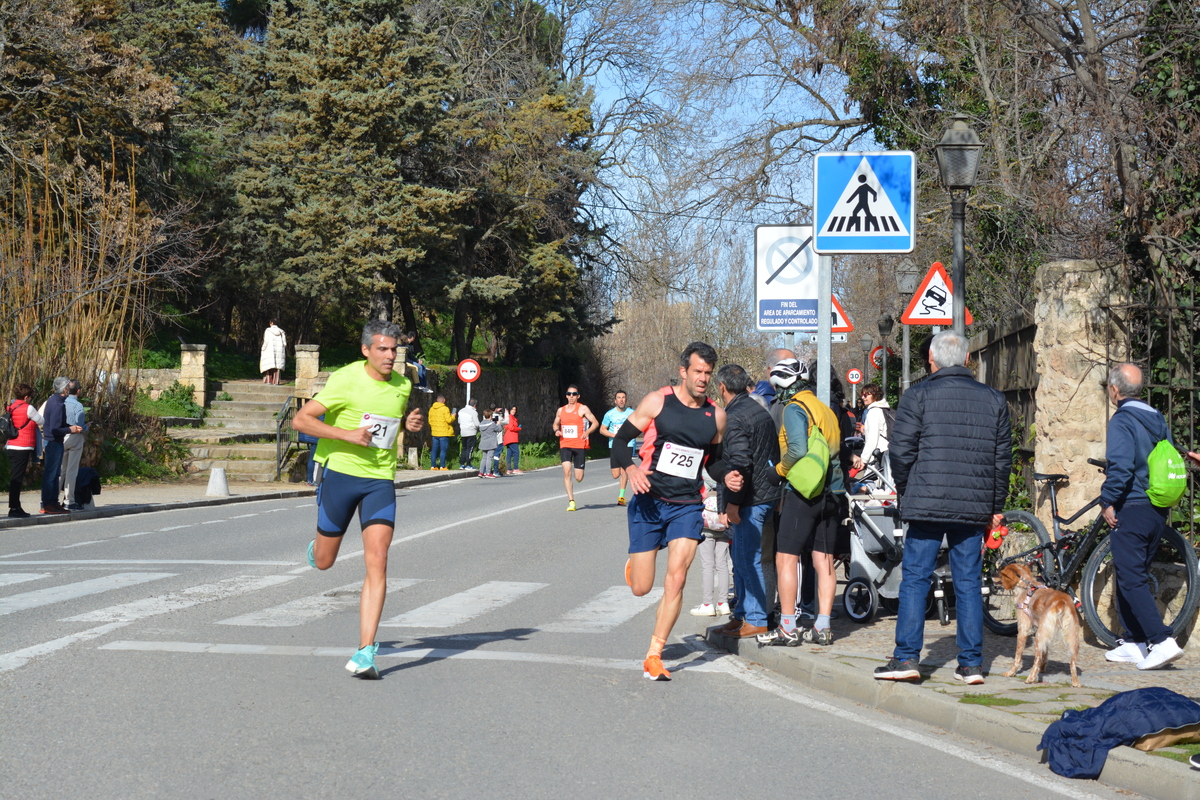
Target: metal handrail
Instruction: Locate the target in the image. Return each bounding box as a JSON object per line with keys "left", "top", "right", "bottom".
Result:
{"left": 275, "top": 396, "right": 300, "bottom": 481}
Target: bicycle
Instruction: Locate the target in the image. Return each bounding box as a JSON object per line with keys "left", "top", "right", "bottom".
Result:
{"left": 981, "top": 458, "right": 1199, "bottom": 649}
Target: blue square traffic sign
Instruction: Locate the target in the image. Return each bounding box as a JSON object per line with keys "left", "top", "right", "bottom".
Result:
{"left": 813, "top": 152, "right": 915, "bottom": 254}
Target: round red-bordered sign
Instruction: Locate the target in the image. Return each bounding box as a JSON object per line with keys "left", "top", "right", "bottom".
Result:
{"left": 456, "top": 359, "right": 481, "bottom": 383}
{"left": 870, "top": 346, "right": 894, "bottom": 369}
{"left": 846, "top": 368, "right": 863, "bottom": 385}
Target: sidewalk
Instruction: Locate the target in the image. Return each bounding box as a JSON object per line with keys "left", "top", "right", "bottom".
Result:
{"left": 695, "top": 604, "right": 1200, "bottom": 799}
{"left": 0, "top": 469, "right": 476, "bottom": 531}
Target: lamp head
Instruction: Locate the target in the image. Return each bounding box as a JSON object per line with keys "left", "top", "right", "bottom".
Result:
{"left": 934, "top": 113, "right": 983, "bottom": 191}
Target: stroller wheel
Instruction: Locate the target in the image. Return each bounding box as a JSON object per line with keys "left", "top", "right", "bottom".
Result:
{"left": 843, "top": 577, "right": 878, "bottom": 624}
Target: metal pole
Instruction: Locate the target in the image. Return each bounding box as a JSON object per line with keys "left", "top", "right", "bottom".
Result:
{"left": 901, "top": 324, "right": 911, "bottom": 396}
{"left": 881, "top": 340, "right": 889, "bottom": 401}
{"left": 951, "top": 193, "right": 967, "bottom": 337}
{"left": 817, "top": 255, "right": 832, "bottom": 405}
{"left": 851, "top": 383, "right": 857, "bottom": 408}
{"left": 785, "top": 331, "right": 794, "bottom": 354}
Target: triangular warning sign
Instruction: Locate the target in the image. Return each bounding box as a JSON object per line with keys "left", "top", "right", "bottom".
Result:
{"left": 831, "top": 295, "right": 854, "bottom": 332}
{"left": 900, "top": 262, "right": 973, "bottom": 325}
{"left": 817, "top": 157, "right": 911, "bottom": 238}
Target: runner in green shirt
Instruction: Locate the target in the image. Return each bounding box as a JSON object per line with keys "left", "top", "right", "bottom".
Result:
{"left": 294, "top": 320, "right": 425, "bottom": 679}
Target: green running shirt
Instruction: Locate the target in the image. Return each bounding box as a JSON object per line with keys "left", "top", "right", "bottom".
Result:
{"left": 312, "top": 361, "right": 413, "bottom": 480}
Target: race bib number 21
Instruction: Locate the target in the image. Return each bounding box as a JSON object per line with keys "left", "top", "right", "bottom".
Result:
{"left": 360, "top": 413, "right": 401, "bottom": 450}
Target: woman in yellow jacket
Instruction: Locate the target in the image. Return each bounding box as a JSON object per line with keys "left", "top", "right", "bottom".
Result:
{"left": 428, "top": 394, "right": 456, "bottom": 470}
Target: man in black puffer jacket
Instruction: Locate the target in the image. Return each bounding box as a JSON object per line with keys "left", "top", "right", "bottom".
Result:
{"left": 713, "top": 364, "right": 782, "bottom": 638}
{"left": 873, "top": 331, "right": 1011, "bottom": 685}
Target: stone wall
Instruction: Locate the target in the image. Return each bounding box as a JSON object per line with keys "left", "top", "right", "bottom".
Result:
{"left": 417, "top": 366, "right": 560, "bottom": 443}
{"left": 1031, "top": 260, "right": 1127, "bottom": 526}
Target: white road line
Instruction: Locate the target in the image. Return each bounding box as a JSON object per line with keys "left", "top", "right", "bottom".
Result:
{"left": 332, "top": 483, "right": 618, "bottom": 564}
{"left": 158, "top": 525, "right": 192, "bottom": 531}
{"left": 120, "top": 532, "right": 153, "bottom": 538}
{"left": 217, "top": 579, "right": 426, "bottom": 627}
{"left": 539, "top": 586, "right": 663, "bottom": 633}
{"left": 231, "top": 514, "right": 258, "bottom": 519}
{"left": 62, "top": 575, "right": 298, "bottom": 623}
{"left": 0, "top": 573, "right": 50, "bottom": 587}
{"left": 61, "top": 540, "right": 102, "bottom": 549}
{"left": 0, "top": 549, "right": 50, "bottom": 559}
{"left": 97, "top": 640, "right": 726, "bottom": 673}
{"left": 0, "top": 573, "right": 176, "bottom": 616}
{"left": 380, "top": 581, "right": 548, "bottom": 628}
{"left": 3, "top": 559, "right": 296, "bottom": 566}
{"left": 685, "top": 639, "right": 1104, "bottom": 800}
{"left": 0, "top": 622, "right": 131, "bottom": 672}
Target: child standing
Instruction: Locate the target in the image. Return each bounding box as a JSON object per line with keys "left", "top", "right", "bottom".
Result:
{"left": 690, "top": 488, "right": 732, "bottom": 617}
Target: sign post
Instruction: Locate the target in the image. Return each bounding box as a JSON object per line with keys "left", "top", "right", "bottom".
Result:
{"left": 456, "top": 358, "right": 481, "bottom": 406}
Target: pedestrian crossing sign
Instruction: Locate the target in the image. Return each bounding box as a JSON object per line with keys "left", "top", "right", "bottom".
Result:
{"left": 813, "top": 152, "right": 915, "bottom": 254}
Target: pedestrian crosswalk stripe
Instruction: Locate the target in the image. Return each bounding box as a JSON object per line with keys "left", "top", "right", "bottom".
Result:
{"left": 97, "top": 639, "right": 728, "bottom": 674}
{"left": 0, "top": 573, "right": 176, "bottom": 616}
{"left": 538, "top": 586, "right": 663, "bottom": 633}
{"left": 0, "top": 573, "right": 50, "bottom": 588}
{"left": 217, "top": 579, "right": 426, "bottom": 627}
{"left": 62, "top": 574, "right": 298, "bottom": 623}
{"left": 0, "top": 621, "right": 131, "bottom": 673}
{"left": 380, "top": 581, "right": 548, "bottom": 628}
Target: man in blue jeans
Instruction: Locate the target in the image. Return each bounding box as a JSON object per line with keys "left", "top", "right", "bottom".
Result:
{"left": 712, "top": 364, "right": 780, "bottom": 639}
{"left": 874, "top": 331, "right": 1011, "bottom": 684}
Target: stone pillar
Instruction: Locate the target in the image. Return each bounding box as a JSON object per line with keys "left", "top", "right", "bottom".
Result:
{"left": 97, "top": 341, "right": 120, "bottom": 394}
{"left": 179, "top": 344, "right": 207, "bottom": 407}
{"left": 1032, "top": 260, "right": 1127, "bottom": 528}
{"left": 294, "top": 345, "right": 320, "bottom": 398}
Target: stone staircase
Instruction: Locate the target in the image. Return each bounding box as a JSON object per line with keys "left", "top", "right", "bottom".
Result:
{"left": 170, "top": 380, "right": 309, "bottom": 482}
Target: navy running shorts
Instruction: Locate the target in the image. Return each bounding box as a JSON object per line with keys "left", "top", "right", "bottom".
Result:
{"left": 627, "top": 493, "right": 703, "bottom": 554}
{"left": 560, "top": 448, "right": 587, "bottom": 470}
{"left": 316, "top": 467, "right": 397, "bottom": 537}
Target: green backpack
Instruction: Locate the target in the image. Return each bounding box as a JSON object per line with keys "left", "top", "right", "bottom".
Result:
{"left": 785, "top": 400, "right": 831, "bottom": 500}
{"left": 1127, "top": 411, "right": 1188, "bottom": 508}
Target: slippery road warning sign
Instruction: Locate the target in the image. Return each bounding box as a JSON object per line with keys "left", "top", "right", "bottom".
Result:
{"left": 813, "top": 152, "right": 915, "bottom": 254}
{"left": 900, "top": 262, "right": 974, "bottom": 325}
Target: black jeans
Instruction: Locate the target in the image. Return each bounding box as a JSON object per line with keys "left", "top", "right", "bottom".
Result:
{"left": 7, "top": 449, "right": 31, "bottom": 511}
{"left": 459, "top": 435, "right": 477, "bottom": 467}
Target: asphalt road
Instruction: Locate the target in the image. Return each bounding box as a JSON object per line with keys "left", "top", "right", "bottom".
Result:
{"left": 1, "top": 467, "right": 1135, "bottom": 799}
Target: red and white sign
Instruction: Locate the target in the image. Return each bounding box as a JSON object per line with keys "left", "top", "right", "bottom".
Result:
{"left": 871, "top": 346, "right": 893, "bottom": 369}
{"left": 830, "top": 295, "right": 854, "bottom": 333}
{"left": 456, "top": 359, "right": 481, "bottom": 383}
{"left": 846, "top": 368, "right": 863, "bottom": 385}
{"left": 900, "top": 262, "right": 974, "bottom": 325}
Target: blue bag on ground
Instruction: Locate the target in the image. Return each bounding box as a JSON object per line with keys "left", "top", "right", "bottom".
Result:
{"left": 1038, "top": 687, "right": 1200, "bottom": 778}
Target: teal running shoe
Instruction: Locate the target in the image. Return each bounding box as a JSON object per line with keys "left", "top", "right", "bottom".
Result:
{"left": 346, "top": 643, "right": 380, "bottom": 679}
{"left": 306, "top": 540, "right": 316, "bottom": 569}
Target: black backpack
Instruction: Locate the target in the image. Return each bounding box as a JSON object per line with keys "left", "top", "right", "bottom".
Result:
{"left": 880, "top": 407, "right": 897, "bottom": 440}
{"left": 1, "top": 405, "right": 23, "bottom": 440}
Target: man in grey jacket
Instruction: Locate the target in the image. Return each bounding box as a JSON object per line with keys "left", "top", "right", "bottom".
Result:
{"left": 1099, "top": 363, "right": 1184, "bottom": 670}
{"left": 874, "top": 331, "right": 1011, "bottom": 684}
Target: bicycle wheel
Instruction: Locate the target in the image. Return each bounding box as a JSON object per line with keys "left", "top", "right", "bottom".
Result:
{"left": 982, "top": 509, "right": 1053, "bottom": 636}
{"left": 1081, "top": 526, "right": 1199, "bottom": 649}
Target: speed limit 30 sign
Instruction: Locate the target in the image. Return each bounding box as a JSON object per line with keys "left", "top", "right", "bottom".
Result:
{"left": 846, "top": 368, "right": 863, "bottom": 385}
{"left": 456, "top": 359, "right": 481, "bottom": 383}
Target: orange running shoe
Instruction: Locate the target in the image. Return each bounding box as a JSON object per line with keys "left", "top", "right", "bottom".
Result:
{"left": 624, "top": 558, "right": 632, "bottom": 588}
{"left": 643, "top": 654, "right": 671, "bottom": 681}
{"left": 617, "top": 495, "right": 626, "bottom": 506}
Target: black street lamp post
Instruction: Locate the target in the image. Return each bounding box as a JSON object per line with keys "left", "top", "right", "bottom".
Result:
{"left": 877, "top": 313, "right": 894, "bottom": 401}
{"left": 934, "top": 114, "right": 983, "bottom": 338}
{"left": 896, "top": 258, "right": 922, "bottom": 396}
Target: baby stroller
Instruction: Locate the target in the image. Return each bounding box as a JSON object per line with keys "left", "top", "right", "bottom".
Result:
{"left": 842, "top": 451, "right": 959, "bottom": 626}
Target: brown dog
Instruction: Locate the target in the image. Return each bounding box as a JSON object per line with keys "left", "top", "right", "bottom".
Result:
{"left": 997, "top": 563, "right": 1082, "bottom": 687}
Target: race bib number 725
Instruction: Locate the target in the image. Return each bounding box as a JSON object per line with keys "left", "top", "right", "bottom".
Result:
{"left": 360, "top": 413, "right": 401, "bottom": 450}
{"left": 657, "top": 441, "right": 703, "bottom": 480}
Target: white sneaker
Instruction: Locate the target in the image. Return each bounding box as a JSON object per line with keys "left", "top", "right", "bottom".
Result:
{"left": 689, "top": 603, "right": 716, "bottom": 617}
{"left": 1105, "top": 640, "right": 1148, "bottom": 663}
{"left": 716, "top": 602, "right": 731, "bottom": 616}
{"left": 1137, "top": 637, "right": 1184, "bottom": 670}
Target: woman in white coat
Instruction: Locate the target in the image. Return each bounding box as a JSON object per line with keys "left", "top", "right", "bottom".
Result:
{"left": 260, "top": 320, "right": 286, "bottom": 385}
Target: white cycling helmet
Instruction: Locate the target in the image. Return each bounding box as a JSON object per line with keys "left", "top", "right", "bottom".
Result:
{"left": 768, "top": 358, "right": 807, "bottom": 389}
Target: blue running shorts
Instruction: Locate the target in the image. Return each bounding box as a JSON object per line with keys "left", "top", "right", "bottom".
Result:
{"left": 627, "top": 493, "right": 703, "bottom": 554}
{"left": 316, "top": 467, "right": 397, "bottom": 537}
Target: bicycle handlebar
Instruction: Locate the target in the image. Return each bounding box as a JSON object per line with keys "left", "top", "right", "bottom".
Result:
{"left": 1087, "top": 458, "right": 1108, "bottom": 469}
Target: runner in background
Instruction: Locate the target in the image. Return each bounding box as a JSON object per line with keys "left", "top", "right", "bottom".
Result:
{"left": 600, "top": 390, "right": 636, "bottom": 506}
{"left": 552, "top": 385, "right": 599, "bottom": 512}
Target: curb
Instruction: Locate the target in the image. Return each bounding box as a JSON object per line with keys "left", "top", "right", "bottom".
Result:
{"left": 698, "top": 621, "right": 1200, "bottom": 800}
{"left": 0, "top": 470, "right": 475, "bottom": 531}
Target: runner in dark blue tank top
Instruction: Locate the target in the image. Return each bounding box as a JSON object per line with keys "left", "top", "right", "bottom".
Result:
{"left": 610, "top": 342, "right": 743, "bottom": 681}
